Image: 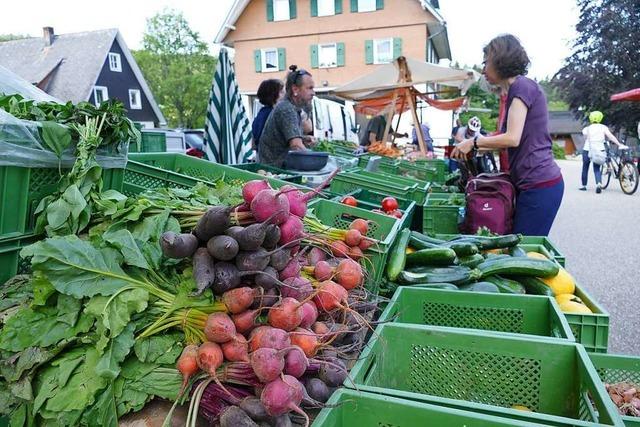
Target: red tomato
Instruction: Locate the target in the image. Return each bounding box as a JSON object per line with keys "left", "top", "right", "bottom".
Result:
{"left": 341, "top": 196, "right": 358, "bottom": 207}
{"left": 381, "top": 197, "right": 399, "bottom": 212}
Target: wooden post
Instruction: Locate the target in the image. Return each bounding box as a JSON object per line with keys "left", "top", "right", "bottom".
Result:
{"left": 407, "top": 92, "right": 427, "bottom": 155}
{"left": 381, "top": 89, "right": 398, "bottom": 143}
{"left": 391, "top": 93, "right": 407, "bottom": 143}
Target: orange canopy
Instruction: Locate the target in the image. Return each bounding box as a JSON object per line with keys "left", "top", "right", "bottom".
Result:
{"left": 354, "top": 87, "right": 466, "bottom": 115}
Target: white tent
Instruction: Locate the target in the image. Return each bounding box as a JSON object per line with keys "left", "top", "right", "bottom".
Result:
{"left": 0, "top": 65, "right": 60, "bottom": 102}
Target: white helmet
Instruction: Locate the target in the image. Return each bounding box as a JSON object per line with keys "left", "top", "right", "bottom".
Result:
{"left": 468, "top": 116, "right": 481, "bottom": 132}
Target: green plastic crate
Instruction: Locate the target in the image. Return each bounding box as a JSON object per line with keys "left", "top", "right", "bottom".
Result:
{"left": 349, "top": 323, "right": 623, "bottom": 426}
{"left": 0, "top": 166, "right": 124, "bottom": 239}
{"left": 589, "top": 353, "right": 640, "bottom": 427}
{"left": 397, "top": 159, "right": 447, "bottom": 183}
{"left": 422, "top": 198, "right": 464, "bottom": 235}
{"left": 518, "top": 244, "right": 562, "bottom": 266}
{"left": 330, "top": 171, "right": 429, "bottom": 204}
{"left": 520, "top": 236, "right": 566, "bottom": 267}
{"left": 312, "top": 388, "right": 543, "bottom": 427}
{"left": 357, "top": 154, "right": 399, "bottom": 169}
{"left": 128, "top": 130, "right": 167, "bottom": 153}
{"left": 231, "top": 163, "right": 302, "bottom": 183}
{"left": 128, "top": 153, "right": 303, "bottom": 191}
{"left": 308, "top": 199, "right": 400, "bottom": 294}
{"left": 0, "top": 234, "right": 39, "bottom": 285}
{"left": 332, "top": 189, "right": 417, "bottom": 231}
{"left": 379, "top": 287, "right": 574, "bottom": 341}
{"left": 565, "top": 284, "right": 610, "bottom": 353}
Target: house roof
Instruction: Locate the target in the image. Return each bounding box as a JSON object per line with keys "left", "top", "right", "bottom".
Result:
{"left": 0, "top": 28, "right": 166, "bottom": 123}
{"left": 548, "top": 111, "right": 585, "bottom": 135}
{"left": 214, "top": 0, "right": 446, "bottom": 44}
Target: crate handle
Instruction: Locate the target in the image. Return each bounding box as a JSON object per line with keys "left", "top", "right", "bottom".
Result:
{"left": 581, "top": 390, "right": 600, "bottom": 422}
{"left": 361, "top": 352, "right": 379, "bottom": 384}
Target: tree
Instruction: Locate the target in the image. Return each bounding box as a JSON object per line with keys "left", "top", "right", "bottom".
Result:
{"left": 133, "top": 9, "right": 216, "bottom": 128}
{"left": 0, "top": 34, "right": 30, "bottom": 42}
{"left": 459, "top": 83, "right": 500, "bottom": 133}
{"left": 554, "top": 0, "right": 640, "bottom": 136}
{"left": 538, "top": 78, "right": 569, "bottom": 112}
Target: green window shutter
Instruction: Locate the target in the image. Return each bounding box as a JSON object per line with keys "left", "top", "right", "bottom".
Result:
{"left": 365, "top": 40, "right": 373, "bottom": 64}
{"left": 311, "top": 0, "right": 318, "bottom": 16}
{"left": 289, "top": 0, "right": 297, "bottom": 18}
{"left": 393, "top": 37, "right": 403, "bottom": 59}
{"left": 376, "top": 0, "right": 384, "bottom": 10}
{"left": 337, "top": 43, "right": 345, "bottom": 67}
{"left": 266, "top": 0, "right": 274, "bottom": 21}
{"left": 310, "top": 45, "right": 319, "bottom": 69}
{"left": 350, "top": 0, "right": 358, "bottom": 12}
{"left": 335, "top": 0, "right": 343, "bottom": 13}
{"left": 278, "top": 48, "right": 286, "bottom": 71}
{"left": 254, "top": 50, "right": 262, "bottom": 72}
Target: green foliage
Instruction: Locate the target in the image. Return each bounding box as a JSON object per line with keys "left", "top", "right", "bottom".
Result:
{"left": 552, "top": 142, "right": 566, "bottom": 160}
{"left": 554, "top": 0, "right": 640, "bottom": 136}
{"left": 457, "top": 82, "right": 500, "bottom": 133}
{"left": 0, "top": 34, "right": 30, "bottom": 42}
{"left": 133, "top": 9, "right": 217, "bottom": 128}
{"left": 538, "top": 78, "right": 570, "bottom": 111}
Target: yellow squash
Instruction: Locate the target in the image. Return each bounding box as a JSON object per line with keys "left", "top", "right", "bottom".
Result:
{"left": 559, "top": 300, "right": 592, "bottom": 314}
{"left": 555, "top": 294, "right": 583, "bottom": 305}
{"left": 526, "top": 251, "right": 548, "bottom": 260}
{"left": 540, "top": 267, "right": 575, "bottom": 295}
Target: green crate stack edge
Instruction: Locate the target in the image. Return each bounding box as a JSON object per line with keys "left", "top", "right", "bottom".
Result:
{"left": 378, "top": 287, "right": 575, "bottom": 342}
{"left": 423, "top": 193, "right": 464, "bottom": 235}
{"left": 347, "top": 323, "right": 623, "bottom": 427}
{"left": 232, "top": 163, "right": 303, "bottom": 183}
{"left": 0, "top": 233, "right": 38, "bottom": 285}
{"left": 329, "top": 170, "right": 430, "bottom": 205}
{"left": 308, "top": 199, "right": 400, "bottom": 295}
{"left": 589, "top": 352, "right": 640, "bottom": 427}
{"left": 313, "top": 388, "right": 545, "bottom": 427}
{"left": 127, "top": 130, "right": 167, "bottom": 153}
{"left": 0, "top": 165, "right": 124, "bottom": 240}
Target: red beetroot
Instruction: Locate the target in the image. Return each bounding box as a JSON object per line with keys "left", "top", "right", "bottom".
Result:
{"left": 280, "top": 277, "right": 313, "bottom": 302}
{"left": 279, "top": 170, "right": 338, "bottom": 218}
{"left": 268, "top": 298, "right": 303, "bottom": 331}
{"left": 249, "top": 326, "right": 291, "bottom": 353}
{"left": 196, "top": 342, "right": 224, "bottom": 375}
{"left": 250, "top": 347, "right": 286, "bottom": 382}
{"left": 250, "top": 189, "right": 290, "bottom": 225}
{"left": 313, "top": 281, "right": 348, "bottom": 312}
{"left": 307, "top": 247, "right": 327, "bottom": 266}
{"left": 336, "top": 258, "right": 363, "bottom": 290}
{"left": 278, "top": 215, "right": 304, "bottom": 245}
{"left": 204, "top": 312, "right": 237, "bottom": 343}
{"left": 221, "top": 333, "right": 249, "bottom": 362}
{"left": 232, "top": 309, "right": 260, "bottom": 335}
{"left": 242, "top": 180, "right": 272, "bottom": 205}
{"left": 314, "top": 261, "right": 333, "bottom": 281}
{"left": 344, "top": 229, "right": 362, "bottom": 247}
{"left": 260, "top": 375, "right": 308, "bottom": 426}
{"left": 299, "top": 302, "right": 319, "bottom": 329}
{"left": 283, "top": 345, "right": 309, "bottom": 378}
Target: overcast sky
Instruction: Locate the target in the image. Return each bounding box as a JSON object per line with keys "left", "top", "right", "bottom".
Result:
{"left": 1, "top": 0, "right": 579, "bottom": 79}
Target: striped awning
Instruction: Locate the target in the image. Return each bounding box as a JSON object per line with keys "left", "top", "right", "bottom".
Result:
{"left": 203, "top": 48, "right": 253, "bottom": 164}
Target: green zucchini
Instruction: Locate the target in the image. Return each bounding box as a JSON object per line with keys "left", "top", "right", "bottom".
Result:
{"left": 456, "top": 253, "right": 485, "bottom": 268}
{"left": 398, "top": 266, "right": 480, "bottom": 286}
{"left": 410, "top": 232, "right": 478, "bottom": 256}
{"left": 411, "top": 283, "right": 459, "bottom": 291}
{"left": 408, "top": 235, "right": 439, "bottom": 250}
{"left": 386, "top": 228, "right": 411, "bottom": 281}
{"left": 409, "top": 231, "right": 448, "bottom": 245}
{"left": 509, "top": 246, "right": 528, "bottom": 257}
{"left": 483, "top": 253, "right": 510, "bottom": 261}
{"left": 406, "top": 247, "right": 457, "bottom": 267}
{"left": 450, "top": 234, "right": 522, "bottom": 250}
{"left": 483, "top": 275, "right": 526, "bottom": 294}
{"left": 459, "top": 281, "right": 500, "bottom": 293}
{"left": 512, "top": 276, "right": 555, "bottom": 297}
{"left": 477, "top": 257, "right": 560, "bottom": 279}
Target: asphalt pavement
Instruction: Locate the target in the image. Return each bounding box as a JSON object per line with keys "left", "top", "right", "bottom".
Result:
{"left": 549, "top": 158, "right": 640, "bottom": 355}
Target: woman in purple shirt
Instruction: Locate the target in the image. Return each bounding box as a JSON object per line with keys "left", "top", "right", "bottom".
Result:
{"left": 452, "top": 34, "right": 563, "bottom": 236}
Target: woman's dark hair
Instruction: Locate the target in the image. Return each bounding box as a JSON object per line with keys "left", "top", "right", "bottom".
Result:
{"left": 483, "top": 34, "right": 530, "bottom": 79}
{"left": 285, "top": 65, "right": 312, "bottom": 96}
{"left": 257, "top": 79, "right": 283, "bottom": 106}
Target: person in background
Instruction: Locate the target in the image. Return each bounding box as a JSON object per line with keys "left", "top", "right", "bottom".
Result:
{"left": 580, "top": 110, "right": 627, "bottom": 193}
{"left": 410, "top": 118, "right": 434, "bottom": 156}
{"left": 252, "top": 79, "right": 284, "bottom": 156}
{"left": 451, "top": 34, "right": 563, "bottom": 236}
{"left": 453, "top": 116, "right": 483, "bottom": 143}
{"left": 258, "top": 65, "right": 316, "bottom": 167}
{"left": 359, "top": 113, "right": 407, "bottom": 147}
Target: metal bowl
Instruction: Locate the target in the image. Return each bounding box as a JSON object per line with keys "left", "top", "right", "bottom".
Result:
{"left": 284, "top": 150, "right": 329, "bottom": 171}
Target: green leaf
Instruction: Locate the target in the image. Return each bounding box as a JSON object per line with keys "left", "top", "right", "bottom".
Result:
{"left": 40, "top": 121, "right": 72, "bottom": 158}
{"left": 31, "top": 274, "right": 56, "bottom": 307}
{"left": 131, "top": 211, "right": 170, "bottom": 243}
{"left": 103, "top": 229, "right": 150, "bottom": 270}
{"left": 95, "top": 323, "right": 136, "bottom": 380}
{"left": 44, "top": 198, "right": 72, "bottom": 229}
{"left": 133, "top": 333, "right": 182, "bottom": 364}
{"left": 84, "top": 288, "right": 148, "bottom": 339}
{"left": 82, "top": 384, "right": 117, "bottom": 427}
{"left": 21, "top": 236, "right": 135, "bottom": 298}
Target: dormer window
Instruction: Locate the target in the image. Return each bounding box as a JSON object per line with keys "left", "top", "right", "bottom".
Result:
{"left": 108, "top": 52, "right": 122, "bottom": 72}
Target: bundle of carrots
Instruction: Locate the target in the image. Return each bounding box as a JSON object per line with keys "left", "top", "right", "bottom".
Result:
{"left": 367, "top": 141, "right": 403, "bottom": 157}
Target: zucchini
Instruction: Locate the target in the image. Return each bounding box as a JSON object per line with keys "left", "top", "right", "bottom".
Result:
{"left": 483, "top": 275, "right": 526, "bottom": 294}
{"left": 459, "top": 281, "right": 500, "bottom": 293}
{"left": 386, "top": 228, "right": 411, "bottom": 281}
{"left": 408, "top": 235, "right": 439, "bottom": 250}
{"left": 398, "top": 266, "right": 480, "bottom": 286}
{"left": 406, "top": 247, "right": 457, "bottom": 267}
{"left": 409, "top": 231, "right": 448, "bottom": 245}
{"left": 410, "top": 231, "right": 478, "bottom": 256}
{"left": 411, "top": 283, "right": 459, "bottom": 291}
{"left": 450, "top": 234, "right": 522, "bottom": 250}
{"left": 509, "top": 246, "right": 528, "bottom": 257}
{"left": 483, "top": 253, "right": 510, "bottom": 261}
{"left": 477, "top": 257, "right": 560, "bottom": 279}
{"left": 456, "top": 253, "right": 485, "bottom": 268}
{"left": 512, "top": 276, "right": 555, "bottom": 297}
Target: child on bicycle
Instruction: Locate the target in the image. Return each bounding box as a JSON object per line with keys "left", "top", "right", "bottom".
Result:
{"left": 580, "top": 111, "right": 628, "bottom": 193}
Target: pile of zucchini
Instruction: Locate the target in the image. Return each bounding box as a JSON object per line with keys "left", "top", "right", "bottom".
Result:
{"left": 384, "top": 230, "right": 558, "bottom": 296}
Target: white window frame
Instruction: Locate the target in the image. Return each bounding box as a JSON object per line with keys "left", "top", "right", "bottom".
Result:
{"left": 93, "top": 86, "right": 109, "bottom": 106}
{"left": 318, "top": 0, "right": 335, "bottom": 16}
{"left": 273, "top": 0, "right": 291, "bottom": 21}
{"left": 357, "top": 0, "right": 376, "bottom": 12}
{"left": 261, "top": 48, "right": 279, "bottom": 73}
{"left": 128, "top": 89, "right": 142, "bottom": 110}
{"left": 318, "top": 43, "right": 338, "bottom": 69}
{"left": 108, "top": 52, "right": 122, "bottom": 72}
{"left": 373, "top": 38, "right": 393, "bottom": 64}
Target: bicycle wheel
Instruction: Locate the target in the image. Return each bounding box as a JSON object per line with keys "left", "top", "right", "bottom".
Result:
{"left": 619, "top": 161, "right": 639, "bottom": 195}
{"left": 601, "top": 160, "right": 612, "bottom": 189}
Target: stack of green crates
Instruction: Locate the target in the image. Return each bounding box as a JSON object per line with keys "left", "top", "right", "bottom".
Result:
{"left": 423, "top": 193, "right": 464, "bottom": 234}
{"left": 231, "top": 163, "right": 302, "bottom": 183}
{"left": 396, "top": 159, "right": 447, "bottom": 183}
{"left": 520, "top": 236, "right": 566, "bottom": 266}
{"left": 332, "top": 189, "right": 417, "bottom": 231}
{"left": 128, "top": 130, "right": 167, "bottom": 153}
{"left": 348, "top": 323, "right": 623, "bottom": 426}
{"left": 567, "top": 284, "right": 610, "bottom": 353}
{"left": 330, "top": 170, "right": 430, "bottom": 204}
{"left": 589, "top": 353, "right": 640, "bottom": 427}
{"left": 307, "top": 199, "right": 400, "bottom": 294}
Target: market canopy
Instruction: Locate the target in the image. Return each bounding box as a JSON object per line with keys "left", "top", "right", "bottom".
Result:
{"left": 611, "top": 88, "right": 640, "bottom": 102}
{"left": 333, "top": 56, "right": 478, "bottom": 101}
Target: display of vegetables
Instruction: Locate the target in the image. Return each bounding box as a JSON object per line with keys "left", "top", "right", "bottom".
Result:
{"left": 606, "top": 382, "right": 640, "bottom": 417}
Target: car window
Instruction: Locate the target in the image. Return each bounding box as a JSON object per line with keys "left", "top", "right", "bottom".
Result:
{"left": 185, "top": 133, "right": 204, "bottom": 150}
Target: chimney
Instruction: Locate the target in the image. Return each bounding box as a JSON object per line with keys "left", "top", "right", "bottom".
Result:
{"left": 43, "top": 27, "right": 54, "bottom": 46}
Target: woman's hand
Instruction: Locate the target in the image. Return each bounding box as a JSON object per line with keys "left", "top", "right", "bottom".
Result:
{"left": 451, "top": 139, "right": 474, "bottom": 159}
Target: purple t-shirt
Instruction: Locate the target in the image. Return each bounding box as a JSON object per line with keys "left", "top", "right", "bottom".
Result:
{"left": 502, "top": 76, "right": 561, "bottom": 190}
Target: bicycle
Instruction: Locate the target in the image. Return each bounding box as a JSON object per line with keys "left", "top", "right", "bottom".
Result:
{"left": 600, "top": 142, "right": 639, "bottom": 195}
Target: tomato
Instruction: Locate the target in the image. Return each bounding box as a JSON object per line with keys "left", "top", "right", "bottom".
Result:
{"left": 341, "top": 196, "right": 358, "bottom": 207}
{"left": 381, "top": 197, "right": 399, "bottom": 212}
